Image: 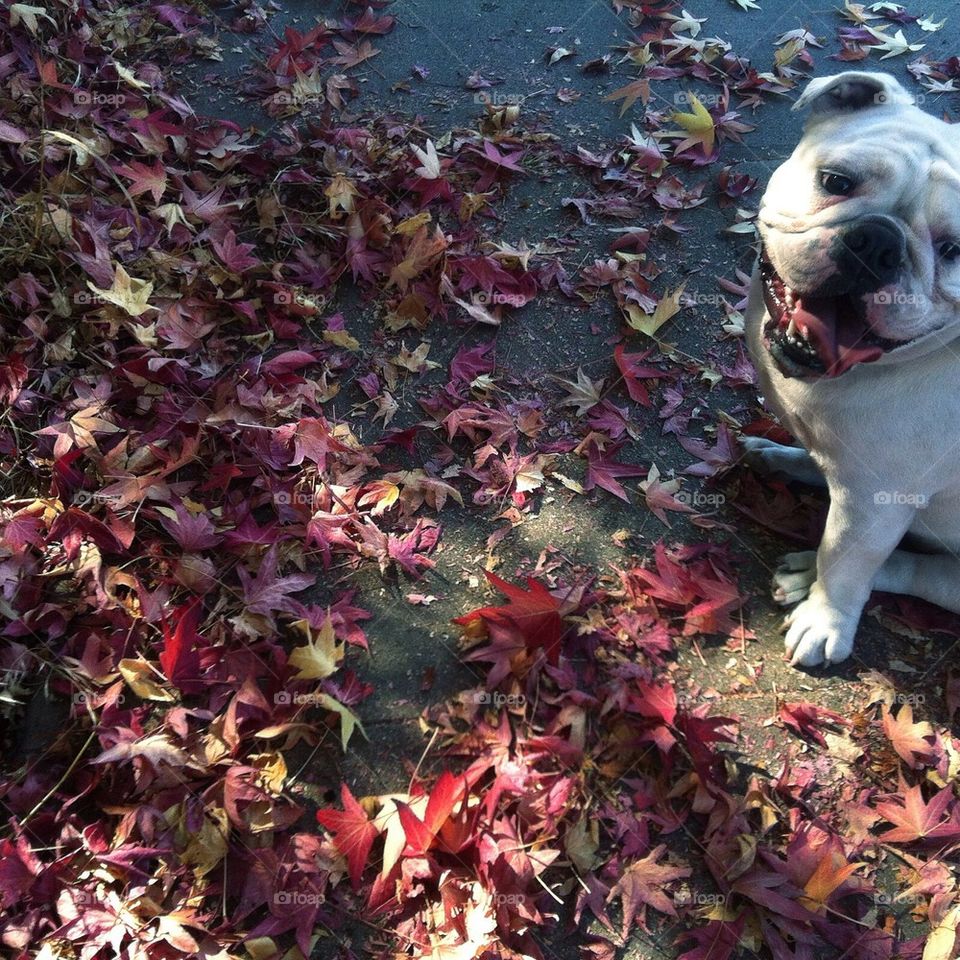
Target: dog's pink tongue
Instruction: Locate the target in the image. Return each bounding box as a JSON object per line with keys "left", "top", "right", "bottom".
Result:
{"left": 791, "top": 295, "right": 838, "bottom": 368}
{"left": 791, "top": 295, "right": 882, "bottom": 377}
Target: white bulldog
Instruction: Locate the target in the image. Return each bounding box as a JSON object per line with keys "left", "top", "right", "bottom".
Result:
{"left": 743, "top": 71, "right": 960, "bottom": 667}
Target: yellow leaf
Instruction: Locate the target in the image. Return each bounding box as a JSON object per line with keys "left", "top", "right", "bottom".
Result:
{"left": 119, "top": 658, "right": 175, "bottom": 702}
{"left": 291, "top": 65, "right": 325, "bottom": 102}
{"left": 374, "top": 793, "right": 428, "bottom": 876}
{"left": 112, "top": 61, "right": 150, "bottom": 91}
{"left": 325, "top": 173, "right": 358, "bottom": 219}
{"left": 10, "top": 3, "right": 56, "bottom": 34}
{"left": 288, "top": 618, "right": 343, "bottom": 680}
{"left": 87, "top": 263, "right": 155, "bottom": 317}
{"left": 323, "top": 327, "right": 360, "bottom": 350}
{"left": 669, "top": 94, "right": 716, "bottom": 155}
{"left": 396, "top": 211, "right": 432, "bottom": 235}
{"left": 250, "top": 751, "right": 287, "bottom": 794}
{"left": 553, "top": 472, "right": 585, "bottom": 494}
{"left": 774, "top": 38, "right": 803, "bottom": 67}
{"left": 155, "top": 202, "right": 191, "bottom": 233}
{"left": 125, "top": 318, "right": 157, "bottom": 347}
{"left": 246, "top": 939, "right": 281, "bottom": 960}
{"left": 924, "top": 905, "right": 960, "bottom": 960}
{"left": 799, "top": 858, "right": 864, "bottom": 914}
{"left": 387, "top": 225, "right": 448, "bottom": 291}
{"left": 315, "top": 693, "right": 365, "bottom": 751}
{"left": 180, "top": 804, "right": 228, "bottom": 877}
{"left": 624, "top": 283, "right": 685, "bottom": 338}
{"left": 47, "top": 130, "right": 98, "bottom": 166}
{"left": 358, "top": 480, "right": 400, "bottom": 515}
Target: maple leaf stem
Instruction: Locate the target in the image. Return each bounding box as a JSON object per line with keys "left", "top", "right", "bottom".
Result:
{"left": 323, "top": 480, "right": 362, "bottom": 518}
{"left": 406, "top": 726, "right": 440, "bottom": 795}
{"left": 532, "top": 869, "right": 565, "bottom": 905}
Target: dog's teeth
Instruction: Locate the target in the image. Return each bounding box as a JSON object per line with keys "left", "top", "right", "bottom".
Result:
{"left": 786, "top": 316, "right": 798, "bottom": 339}
{"left": 784, "top": 286, "right": 795, "bottom": 310}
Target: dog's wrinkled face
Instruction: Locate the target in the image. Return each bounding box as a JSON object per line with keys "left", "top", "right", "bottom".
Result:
{"left": 757, "top": 73, "right": 960, "bottom": 379}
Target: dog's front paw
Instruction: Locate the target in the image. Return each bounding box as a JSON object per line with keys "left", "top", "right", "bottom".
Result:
{"left": 740, "top": 436, "right": 792, "bottom": 473}
{"left": 740, "top": 436, "right": 824, "bottom": 486}
{"left": 772, "top": 551, "right": 817, "bottom": 605}
{"left": 783, "top": 596, "right": 857, "bottom": 667}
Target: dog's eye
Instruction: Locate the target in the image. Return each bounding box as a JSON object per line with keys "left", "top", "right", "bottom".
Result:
{"left": 939, "top": 241, "right": 960, "bottom": 263}
{"left": 819, "top": 171, "right": 855, "bottom": 196}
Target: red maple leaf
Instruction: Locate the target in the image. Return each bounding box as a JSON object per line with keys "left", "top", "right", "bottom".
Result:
{"left": 316, "top": 784, "right": 378, "bottom": 890}
{"left": 283, "top": 416, "right": 350, "bottom": 467}
{"left": 679, "top": 424, "right": 738, "bottom": 477}
{"left": 882, "top": 704, "right": 939, "bottom": 769}
{"left": 614, "top": 344, "right": 663, "bottom": 406}
{"left": 606, "top": 844, "right": 690, "bottom": 937}
{"left": 394, "top": 770, "right": 471, "bottom": 856}
{"left": 478, "top": 140, "right": 525, "bottom": 172}
{"left": 212, "top": 229, "right": 260, "bottom": 272}
{"left": 114, "top": 158, "right": 167, "bottom": 204}
{"left": 453, "top": 571, "right": 565, "bottom": 665}
{"left": 159, "top": 599, "right": 203, "bottom": 693}
{"left": 874, "top": 780, "right": 960, "bottom": 844}
{"left": 676, "top": 918, "right": 745, "bottom": 960}
{"left": 778, "top": 701, "right": 848, "bottom": 747}
{"left": 346, "top": 8, "right": 395, "bottom": 34}
{"left": 236, "top": 544, "right": 315, "bottom": 621}
{"left": 584, "top": 442, "right": 646, "bottom": 502}
{"left": 179, "top": 182, "right": 241, "bottom": 223}
{"left": 158, "top": 502, "right": 220, "bottom": 551}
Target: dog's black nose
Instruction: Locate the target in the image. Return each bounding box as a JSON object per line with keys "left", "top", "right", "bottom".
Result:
{"left": 832, "top": 217, "right": 905, "bottom": 291}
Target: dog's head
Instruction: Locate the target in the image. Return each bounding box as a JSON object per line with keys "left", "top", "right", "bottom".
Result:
{"left": 758, "top": 71, "right": 960, "bottom": 378}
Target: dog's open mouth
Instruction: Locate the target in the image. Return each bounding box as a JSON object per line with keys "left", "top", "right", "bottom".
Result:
{"left": 759, "top": 250, "right": 906, "bottom": 378}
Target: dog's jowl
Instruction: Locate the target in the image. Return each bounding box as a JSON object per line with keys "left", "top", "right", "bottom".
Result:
{"left": 743, "top": 70, "right": 960, "bottom": 667}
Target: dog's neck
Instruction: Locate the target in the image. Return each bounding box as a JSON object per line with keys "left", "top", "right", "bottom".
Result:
{"left": 872, "top": 321, "right": 960, "bottom": 368}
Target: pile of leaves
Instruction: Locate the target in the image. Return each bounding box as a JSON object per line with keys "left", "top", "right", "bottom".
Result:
{"left": 325, "top": 559, "right": 960, "bottom": 959}
{"left": 1, "top": 0, "right": 959, "bottom": 958}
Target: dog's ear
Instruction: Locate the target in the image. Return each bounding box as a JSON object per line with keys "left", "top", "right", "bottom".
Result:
{"left": 793, "top": 72, "right": 914, "bottom": 115}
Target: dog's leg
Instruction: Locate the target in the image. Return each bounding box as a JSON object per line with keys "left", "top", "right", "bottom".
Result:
{"left": 772, "top": 551, "right": 817, "bottom": 605}
{"left": 740, "top": 436, "right": 825, "bottom": 487}
{"left": 872, "top": 551, "right": 960, "bottom": 612}
{"left": 784, "top": 493, "right": 915, "bottom": 666}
